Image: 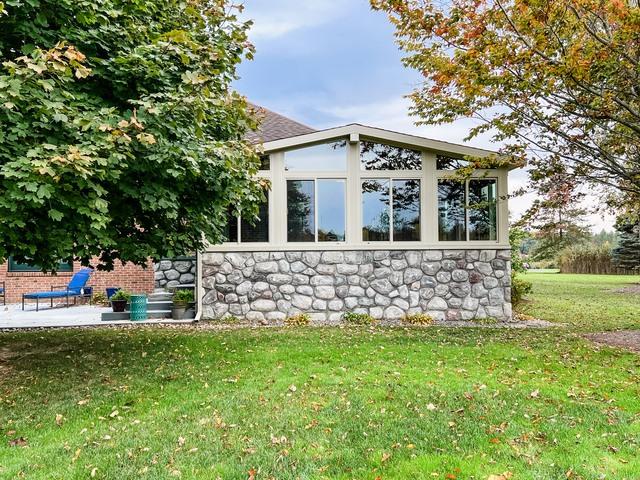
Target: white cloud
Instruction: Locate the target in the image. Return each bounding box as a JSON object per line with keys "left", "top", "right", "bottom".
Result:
{"left": 242, "top": 0, "right": 353, "bottom": 40}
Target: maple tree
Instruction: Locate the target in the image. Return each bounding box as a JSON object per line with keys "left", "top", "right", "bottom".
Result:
{"left": 372, "top": 0, "right": 640, "bottom": 214}
{"left": 0, "top": 0, "right": 262, "bottom": 270}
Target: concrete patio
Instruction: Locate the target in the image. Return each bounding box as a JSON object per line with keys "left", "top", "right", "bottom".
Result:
{"left": 0, "top": 303, "right": 195, "bottom": 329}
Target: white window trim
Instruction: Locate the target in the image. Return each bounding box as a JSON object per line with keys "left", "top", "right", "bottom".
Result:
{"left": 209, "top": 138, "right": 510, "bottom": 252}
{"left": 284, "top": 177, "right": 348, "bottom": 244}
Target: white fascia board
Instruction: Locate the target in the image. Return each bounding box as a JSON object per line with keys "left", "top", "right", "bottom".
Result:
{"left": 262, "top": 123, "right": 500, "bottom": 163}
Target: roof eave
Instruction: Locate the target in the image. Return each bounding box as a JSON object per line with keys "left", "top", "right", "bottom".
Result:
{"left": 261, "top": 123, "right": 513, "bottom": 168}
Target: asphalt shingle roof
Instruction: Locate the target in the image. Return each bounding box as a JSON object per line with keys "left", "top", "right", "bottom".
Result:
{"left": 246, "top": 104, "right": 316, "bottom": 144}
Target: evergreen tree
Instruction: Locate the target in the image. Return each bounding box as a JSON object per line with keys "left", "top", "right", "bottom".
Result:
{"left": 612, "top": 220, "right": 640, "bottom": 270}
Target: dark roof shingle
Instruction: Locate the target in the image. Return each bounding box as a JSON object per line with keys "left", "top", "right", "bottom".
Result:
{"left": 246, "top": 104, "right": 316, "bottom": 143}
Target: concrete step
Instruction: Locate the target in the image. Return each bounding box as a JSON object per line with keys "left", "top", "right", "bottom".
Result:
{"left": 125, "top": 301, "right": 173, "bottom": 311}
{"left": 101, "top": 308, "right": 195, "bottom": 322}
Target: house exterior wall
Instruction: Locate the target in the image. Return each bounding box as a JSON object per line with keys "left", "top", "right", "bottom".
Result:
{"left": 0, "top": 259, "right": 155, "bottom": 304}
{"left": 201, "top": 249, "right": 512, "bottom": 323}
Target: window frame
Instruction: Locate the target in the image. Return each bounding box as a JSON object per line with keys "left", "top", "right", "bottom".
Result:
{"left": 285, "top": 177, "right": 348, "bottom": 243}
{"left": 223, "top": 158, "right": 273, "bottom": 246}
{"left": 361, "top": 177, "right": 422, "bottom": 242}
{"left": 211, "top": 137, "right": 508, "bottom": 251}
{"left": 436, "top": 176, "right": 499, "bottom": 243}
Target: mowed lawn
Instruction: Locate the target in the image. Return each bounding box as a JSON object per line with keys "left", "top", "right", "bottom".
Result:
{"left": 519, "top": 272, "right": 640, "bottom": 331}
{"left": 0, "top": 274, "right": 639, "bottom": 479}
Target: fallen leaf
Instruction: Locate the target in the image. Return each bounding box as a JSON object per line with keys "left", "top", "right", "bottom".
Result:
{"left": 8, "top": 437, "right": 27, "bottom": 447}
{"left": 382, "top": 451, "right": 392, "bottom": 463}
{"left": 248, "top": 468, "right": 257, "bottom": 480}
{"left": 178, "top": 436, "right": 186, "bottom": 447}
{"left": 426, "top": 403, "right": 437, "bottom": 411}
{"left": 77, "top": 399, "right": 89, "bottom": 406}
{"left": 91, "top": 467, "right": 98, "bottom": 477}
{"left": 55, "top": 414, "right": 64, "bottom": 426}
{"left": 288, "top": 384, "right": 297, "bottom": 392}
{"left": 488, "top": 472, "right": 513, "bottom": 480}
{"left": 109, "top": 410, "right": 119, "bottom": 418}
{"left": 530, "top": 389, "right": 540, "bottom": 398}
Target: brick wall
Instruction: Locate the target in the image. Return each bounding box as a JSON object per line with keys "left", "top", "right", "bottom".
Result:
{"left": 0, "top": 259, "right": 155, "bottom": 304}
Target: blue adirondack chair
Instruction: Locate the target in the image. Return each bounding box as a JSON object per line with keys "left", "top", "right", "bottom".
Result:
{"left": 0, "top": 281, "right": 5, "bottom": 306}
{"left": 22, "top": 268, "right": 93, "bottom": 311}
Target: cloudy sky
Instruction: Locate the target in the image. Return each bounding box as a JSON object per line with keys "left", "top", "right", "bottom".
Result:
{"left": 235, "top": 0, "right": 614, "bottom": 232}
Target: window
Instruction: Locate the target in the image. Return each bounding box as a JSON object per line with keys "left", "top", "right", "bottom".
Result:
{"left": 436, "top": 155, "right": 469, "bottom": 170}
{"left": 8, "top": 256, "right": 73, "bottom": 273}
{"left": 361, "top": 141, "right": 422, "bottom": 170}
{"left": 285, "top": 141, "right": 347, "bottom": 171}
{"left": 438, "top": 180, "right": 466, "bottom": 241}
{"left": 225, "top": 191, "right": 270, "bottom": 243}
{"left": 259, "top": 155, "right": 270, "bottom": 170}
{"left": 469, "top": 179, "right": 497, "bottom": 241}
{"left": 287, "top": 179, "right": 346, "bottom": 242}
{"left": 438, "top": 178, "right": 498, "bottom": 241}
{"left": 362, "top": 179, "right": 421, "bottom": 242}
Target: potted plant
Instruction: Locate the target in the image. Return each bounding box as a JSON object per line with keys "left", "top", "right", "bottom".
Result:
{"left": 172, "top": 289, "right": 194, "bottom": 320}
{"left": 110, "top": 290, "right": 130, "bottom": 312}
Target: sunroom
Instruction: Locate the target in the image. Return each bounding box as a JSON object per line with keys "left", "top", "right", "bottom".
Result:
{"left": 199, "top": 123, "right": 514, "bottom": 324}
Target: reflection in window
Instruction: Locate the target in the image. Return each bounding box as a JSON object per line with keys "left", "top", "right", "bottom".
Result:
{"left": 317, "top": 179, "right": 346, "bottom": 242}
{"left": 361, "top": 141, "right": 422, "bottom": 170}
{"left": 259, "top": 155, "right": 270, "bottom": 170}
{"left": 468, "top": 179, "right": 497, "bottom": 241}
{"left": 393, "top": 180, "right": 421, "bottom": 241}
{"left": 362, "top": 179, "right": 390, "bottom": 241}
{"left": 436, "top": 155, "right": 469, "bottom": 170}
{"left": 241, "top": 192, "right": 269, "bottom": 242}
{"left": 224, "top": 205, "right": 238, "bottom": 243}
{"left": 225, "top": 191, "right": 269, "bottom": 243}
{"left": 287, "top": 180, "right": 315, "bottom": 242}
{"left": 285, "top": 141, "right": 347, "bottom": 171}
{"left": 438, "top": 180, "right": 466, "bottom": 241}
{"left": 8, "top": 257, "right": 73, "bottom": 273}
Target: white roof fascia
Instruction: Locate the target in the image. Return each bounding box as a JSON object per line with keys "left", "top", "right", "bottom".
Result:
{"left": 262, "top": 123, "right": 498, "bottom": 160}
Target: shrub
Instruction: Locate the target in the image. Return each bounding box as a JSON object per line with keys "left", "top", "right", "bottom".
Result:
{"left": 511, "top": 274, "right": 533, "bottom": 306}
{"left": 557, "top": 243, "right": 619, "bottom": 274}
{"left": 110, "top": 290, "right": 130, "bottom": 302}
{"left": 403, "top": 313, "right": 434, "bottom": 325}
{"left": 284, "top": 313, "right": 311, "bottom": 327}
{"left": 92, "top": 292, "right": 109, "bottom": 306}
{"left": 343, "top": 312, "right": 375, "bottom": 325}
{"left": 173, "top": 289, "right": 194, "bottom": 305}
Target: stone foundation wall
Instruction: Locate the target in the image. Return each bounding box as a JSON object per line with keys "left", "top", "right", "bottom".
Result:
{"left": 201, "top": 249, "right": 512, "bottom": 323}
{"left": 154, "top": 257, "right": 196, "bottom": 289}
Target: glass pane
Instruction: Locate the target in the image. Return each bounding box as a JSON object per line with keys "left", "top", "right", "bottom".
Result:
{"left": 287, "top": 180, "right": 315, "bottom": 242}
{"left": 393, "top": 179, "right": 421, "bottom": 241}
{"left": 259, "top": 155, "right": 270, "bottom": 170}
{"left": 436, "top": 155, "right": 469, "bottom": 170}
{"left": 241, "top": 192, "right": 269, "bottom": 242}
{"left": 8, "top": 257, "right": 73, "bottom": 272}
{"left": 468, "top": 179, "right": 497, "bottom": 241}
{"left": 285, "top": 140, "right": 347, "bottom": 171}
{"left": 362, "top": 179, "right": 390, "bottom": 241}
{"left": 361, "top": 141, "right": 422, "bottom": 170}
{"left": 318, "top": 179, "right": 345, "bottom": 242}
{"left": 224, "top": 206, "right": 238, "bottom": 243}
{"left": 438, "top": 180, "right": 466, "bottom": 241}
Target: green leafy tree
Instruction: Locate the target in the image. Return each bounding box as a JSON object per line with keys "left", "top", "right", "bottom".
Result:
{"left": 371, "top": 0, "right": 640, "bottom": 210}
{"left": 0, "top": 0, "right": 262, "bottom": 271}
{"left": 612, "top": 218, "right": 640, "bottom": 270}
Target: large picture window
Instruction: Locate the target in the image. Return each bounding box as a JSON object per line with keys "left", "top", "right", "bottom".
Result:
{"left": 287, "top": 179, "right": 346, "bottom": 242}
{"left": 438, "top": 178, "right": 498, "bottom": 241}
{"left": 362, "top": 179, "right": 421, "bottom": 242}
